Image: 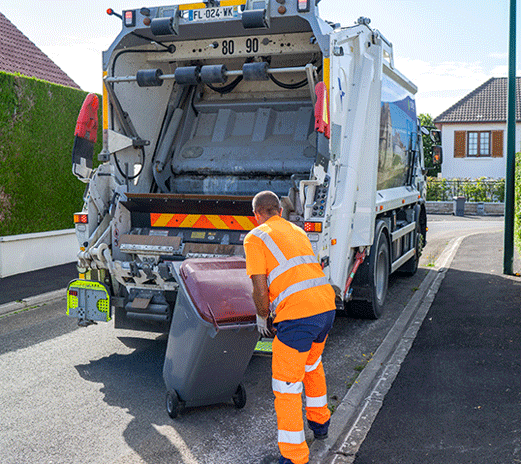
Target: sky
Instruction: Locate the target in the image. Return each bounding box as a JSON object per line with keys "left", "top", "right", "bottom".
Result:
{"left": 0, "top": 0, "right": 516, "bottom": 117}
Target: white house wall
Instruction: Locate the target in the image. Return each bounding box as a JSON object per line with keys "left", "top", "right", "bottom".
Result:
{"left": 440, "top": 123, "right": 519, "bottom": 179}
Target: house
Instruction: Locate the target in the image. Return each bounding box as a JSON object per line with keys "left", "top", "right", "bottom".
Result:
{"left": 0, "top": 12, "right": 80, "bottom": 89}
{"left": 433, "top": 77, "right": 521, "bottom": 179}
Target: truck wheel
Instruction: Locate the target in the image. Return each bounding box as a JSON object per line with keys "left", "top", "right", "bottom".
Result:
{"left": 349, "top": 221, "right": 390, "bottom": 319}
{"left": 399, "top": 221, "right": 423, "bottom": 276}
{"left": 166, "top": 390, "right": 181, "bottom": 419}
{"left": 232, "top": 383, "right": 247, "bottom": 409}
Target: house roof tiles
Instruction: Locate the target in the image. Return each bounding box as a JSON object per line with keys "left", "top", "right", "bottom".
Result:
{"left": 0, "top": 12, "right": 80, "bottom": 89}
{"left": 434, "top": 77, "right": 521, "bottom": 124}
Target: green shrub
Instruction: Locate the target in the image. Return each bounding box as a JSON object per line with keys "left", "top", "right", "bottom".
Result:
{"left": 0, "top": 72, "right": 102, "bottom": 236}
{"left": 427, "top": 177, "right": 505, "bottom": 202}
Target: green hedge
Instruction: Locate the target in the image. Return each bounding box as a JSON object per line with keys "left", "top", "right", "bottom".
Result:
{"left": 0, "top": 72, "right": 102, "bottom": 236}
{"left": 427, "top": 177, "right": 505, "bottom": 202}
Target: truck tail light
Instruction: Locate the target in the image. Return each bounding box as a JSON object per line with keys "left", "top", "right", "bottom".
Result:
{"left": 304, "top": 222, "right": 322, "bottom": 232}
{"left": 297, "top": 0, "right": 310, "bottom": 12}
{"left": 124, "top": 10, "right": 136, "bottom": 27}
{"left": 314, "top": 82, "right": 331, "bottom": 139}
{"left": 74, "top": 213, "right": 88, "bottom": 224}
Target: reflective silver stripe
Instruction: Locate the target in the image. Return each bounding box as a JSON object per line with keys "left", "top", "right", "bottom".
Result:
{"left": 305, "top": 356, "right": 322, "bottom": 373}
{"left": 272, "top": 378, "right": 303, "bottom": 395}
{"left": 272, "top": 276, "right": 330, "bottom": 312}
{"left": 306, "top": 394, "right": 328, "bottom": 408}
{"left": 250, "top": 228, "right": 286, "bottom": 264}
{"left": 267, "top": 254, "right": 319, "bottom": 286}
{"left": 278, "top": 429, "right": 306, "bottom": 445}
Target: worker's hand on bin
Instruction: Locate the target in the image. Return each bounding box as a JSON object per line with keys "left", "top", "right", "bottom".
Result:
{"left": 256, "top": 314, "right": 271, "bottom": 337}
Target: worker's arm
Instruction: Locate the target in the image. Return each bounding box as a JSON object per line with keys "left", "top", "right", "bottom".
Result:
{"left": 251, "top": 274, "right": 270, "bottom": 319}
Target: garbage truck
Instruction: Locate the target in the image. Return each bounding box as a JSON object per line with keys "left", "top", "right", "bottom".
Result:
{"left": 67, "top": 0, "right": 427, "bottom": 414}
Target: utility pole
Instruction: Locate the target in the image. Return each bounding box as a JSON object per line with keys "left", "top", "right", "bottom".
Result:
{"left": 504, "top": 0, "right": 517, "bottom": 275}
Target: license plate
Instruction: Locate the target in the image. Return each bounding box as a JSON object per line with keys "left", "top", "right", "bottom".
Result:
{"left": 188, "top": 6, "right": 239, "bottom": 22}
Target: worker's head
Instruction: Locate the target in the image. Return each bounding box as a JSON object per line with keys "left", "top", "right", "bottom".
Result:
{"left": 252, "top": 191, "right": 282, "bottom": 224}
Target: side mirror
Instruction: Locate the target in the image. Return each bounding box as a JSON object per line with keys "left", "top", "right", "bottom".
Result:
{"left": 429, "top": 129, "right": 441, "bottom": 145}
{"left": 72, "top": 94, "right": 99, "bottom": 182}
{"left": 433, "top": 146, "right": 443, "bottom": 165}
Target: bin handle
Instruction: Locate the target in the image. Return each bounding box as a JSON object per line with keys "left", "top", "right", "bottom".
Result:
{"left": 206, "top": 303, "right": 220, "bottom": 332}
{"left": 205, "top": 303, "right": 256, "bottom": 332}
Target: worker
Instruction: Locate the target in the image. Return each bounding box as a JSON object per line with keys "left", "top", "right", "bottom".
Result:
{"left": 244, "top": 190, "right": 336, "bottom": 464}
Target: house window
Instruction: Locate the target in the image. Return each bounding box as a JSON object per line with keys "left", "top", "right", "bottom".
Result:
{"left": 467, "top": 131, "right": 490, "bottom": 157}
{"left": 454, "top": 130, "right": 503, "bottom": 158}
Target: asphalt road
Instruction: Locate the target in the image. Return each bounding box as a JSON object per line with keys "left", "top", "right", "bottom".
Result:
{"left": 0, "top": 215, "right": 505, "bottom": 464}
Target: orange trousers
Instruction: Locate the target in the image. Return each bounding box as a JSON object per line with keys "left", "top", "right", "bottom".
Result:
{"left": 272, "top": 333, "right": 331, "bottom": 464}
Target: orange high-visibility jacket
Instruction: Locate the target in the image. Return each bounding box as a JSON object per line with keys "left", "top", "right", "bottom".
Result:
{"left": 244, "top": 215, "right": 335, "bottom": 323}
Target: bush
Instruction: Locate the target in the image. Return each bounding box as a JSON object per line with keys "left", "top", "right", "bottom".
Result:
{"left": 0, "top": 72, "right": 102, "bottom": 236}
{"left": 427, "top": 177, "right": 505, "bottom": 203}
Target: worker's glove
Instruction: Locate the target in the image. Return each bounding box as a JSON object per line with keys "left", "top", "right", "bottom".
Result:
{"left": 256, "top": 315, "right": 271, "bottom": 337}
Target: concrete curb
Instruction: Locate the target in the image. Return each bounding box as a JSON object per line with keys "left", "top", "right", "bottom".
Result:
{"left": 309, "top": 234, "right": 467, "bottom": 464}
{"left": 0, "top": 289, "right": 67, "bottom": 317}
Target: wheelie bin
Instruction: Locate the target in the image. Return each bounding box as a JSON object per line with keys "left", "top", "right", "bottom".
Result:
{"left": 164, "top": 257, "right": 259, "bottom": 418}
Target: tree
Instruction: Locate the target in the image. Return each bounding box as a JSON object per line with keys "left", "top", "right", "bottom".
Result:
{"left": 419, "top": 113, "right": 441, "bottom": 176}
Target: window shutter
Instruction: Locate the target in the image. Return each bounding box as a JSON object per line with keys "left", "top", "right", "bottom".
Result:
{"left": 491, "top": 130, "right": 504, "bottom": 158}
{"left": 454, "top": 131, "right": 466, "bottom": 158}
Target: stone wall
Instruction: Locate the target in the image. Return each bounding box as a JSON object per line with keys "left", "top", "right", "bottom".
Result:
{"left": 426, "top": 201, "right": 504, "bottom": 216}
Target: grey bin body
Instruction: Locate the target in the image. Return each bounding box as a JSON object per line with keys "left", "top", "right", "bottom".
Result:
{"left": 453, "top": 196, "right": 466, "bottom": 216}
{"left": 163, "top": 258, "right": 259, "bottom": 408}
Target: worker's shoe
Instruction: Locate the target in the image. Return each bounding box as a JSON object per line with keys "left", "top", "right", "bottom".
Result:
{"left": 308, "top": 419, "right": 330, "bottom": 440}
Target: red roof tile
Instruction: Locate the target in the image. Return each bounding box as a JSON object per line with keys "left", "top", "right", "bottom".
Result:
{"left": 434, "top": 77, "right": 521, "bottom": 124}
{"left": 0, "top": 12, "right": 80, "bottom": 89}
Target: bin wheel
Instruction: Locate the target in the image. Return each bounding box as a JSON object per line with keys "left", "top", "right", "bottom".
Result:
{"left": 232, "top": 383, "right": 247, "bottom": 409}
{"left": 166, "top": 390, "right": 181, "bottom": 419}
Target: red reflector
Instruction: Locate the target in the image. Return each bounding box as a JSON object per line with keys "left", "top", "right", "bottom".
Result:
{"left": 74, "top": 214, "right": 88, "bottom": 224}
{"left": 297, "top": 0, "right": 310, "bottom": 12}
{"left": 69, "top": 290, "right": 78, "bottom": 297}
{"left": 304, "top": 222, "right": 322, "bottom": 232}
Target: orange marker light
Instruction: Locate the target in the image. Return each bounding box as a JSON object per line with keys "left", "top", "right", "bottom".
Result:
{"left": 331, "top": 239, "right": 337, "bottom": 245}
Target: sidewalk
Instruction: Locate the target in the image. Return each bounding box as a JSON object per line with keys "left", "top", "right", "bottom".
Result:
{"left": 348, "top": 231, "right": 521, "bottom": 463}
{"left": 0, "top": 262, "right": 76, "bottom": 306}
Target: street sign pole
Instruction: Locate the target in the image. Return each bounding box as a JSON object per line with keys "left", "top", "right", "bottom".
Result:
{"left": 504, "top": 0, "right": 517, "bottom": 275}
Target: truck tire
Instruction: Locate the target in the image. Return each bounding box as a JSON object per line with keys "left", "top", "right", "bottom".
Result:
{"left": 349, "top": 221, "right": 390, "bottom": 319}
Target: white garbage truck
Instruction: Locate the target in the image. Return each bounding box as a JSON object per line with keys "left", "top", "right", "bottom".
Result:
{"left": 67, "top": 0, "right": 427, "bottom": 413}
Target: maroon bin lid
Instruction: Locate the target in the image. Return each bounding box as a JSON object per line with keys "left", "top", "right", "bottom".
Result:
{"left": 180, "top": 257, "right": 256, "bottom": 325}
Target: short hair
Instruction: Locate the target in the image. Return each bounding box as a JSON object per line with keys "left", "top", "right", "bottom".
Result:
{"left": 252, "top": 191, "right": 281, "bottom": 217}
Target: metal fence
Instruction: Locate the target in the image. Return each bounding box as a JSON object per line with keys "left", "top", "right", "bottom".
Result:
{"left": 426, "top": 178, "right": 505, "bottom": 203}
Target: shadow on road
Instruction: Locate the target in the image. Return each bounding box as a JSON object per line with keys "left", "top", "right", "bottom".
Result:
{"left": 74, "top": 332, "right": 275, "bottom": 463}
